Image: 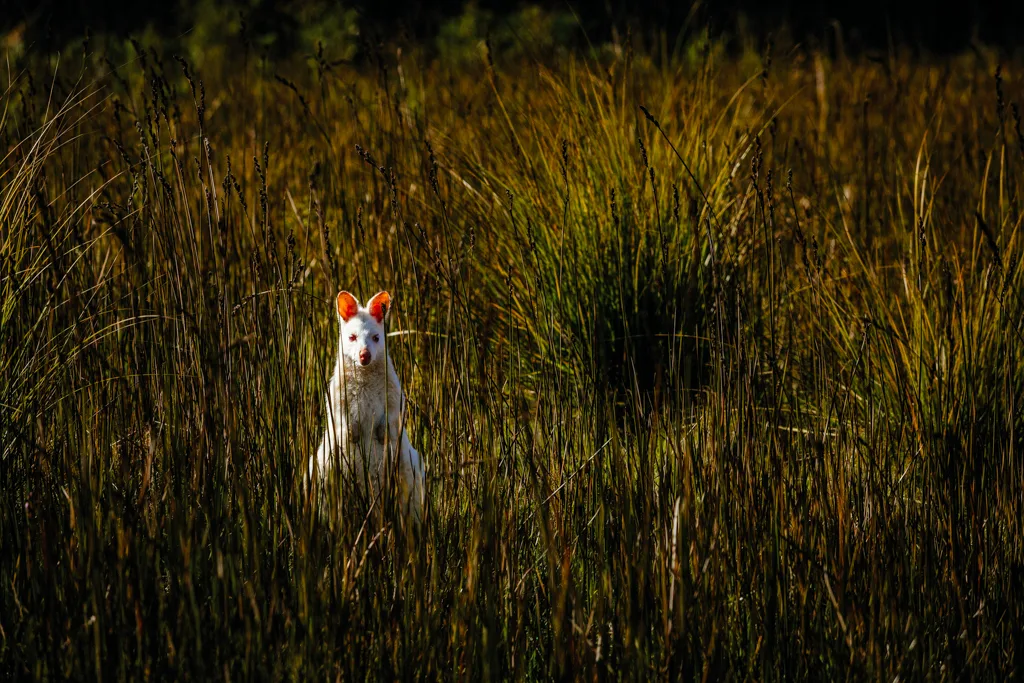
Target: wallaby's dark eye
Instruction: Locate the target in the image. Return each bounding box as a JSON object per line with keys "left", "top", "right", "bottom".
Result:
{"left": 348, "top": 334, "right": 357, "bottom": 342}
{"left": 373, "top": 335, "right": 380, "bottom": 343}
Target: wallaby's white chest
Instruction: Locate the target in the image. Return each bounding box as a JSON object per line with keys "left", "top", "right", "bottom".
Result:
{"left": 340, "top": 379, "right": 388, "bottom": 447}
{"left": 322, "top": 356, "right": 403, "bottom": 461}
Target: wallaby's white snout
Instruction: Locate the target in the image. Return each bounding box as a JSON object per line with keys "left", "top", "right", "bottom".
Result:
{"left": 311, "top": 289, "right": 425, "bottom": 526}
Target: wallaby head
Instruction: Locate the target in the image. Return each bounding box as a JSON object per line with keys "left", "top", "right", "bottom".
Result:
{"left": 336, "top": 290, "right": 391, "bottom": 367}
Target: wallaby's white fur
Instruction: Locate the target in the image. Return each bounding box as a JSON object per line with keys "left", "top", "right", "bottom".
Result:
{"left": 311, "top": 290, "right": 424, "bottom": 524}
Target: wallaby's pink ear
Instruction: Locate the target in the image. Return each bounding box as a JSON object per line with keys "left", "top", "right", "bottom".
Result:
{"left": 337, "top": 291, "right": 359, "bottom": 321}
{"left": 367, "top": 291, "right": 391, "bottom": 323}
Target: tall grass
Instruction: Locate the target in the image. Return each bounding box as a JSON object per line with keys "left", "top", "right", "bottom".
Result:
{"left": 2, "top": 35, "right": 1023, "bottom": 679}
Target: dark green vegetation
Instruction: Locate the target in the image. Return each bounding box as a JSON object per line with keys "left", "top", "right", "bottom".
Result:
{"left": 2, "top": 30, "right": 1024, "bottom": 680}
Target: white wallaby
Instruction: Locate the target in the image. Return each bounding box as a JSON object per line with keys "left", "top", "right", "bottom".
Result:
{"left": 311, "top": 290, "right": 424, "bottom": 525}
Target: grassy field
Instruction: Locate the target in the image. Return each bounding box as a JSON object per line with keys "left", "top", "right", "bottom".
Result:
{"left": 2, "top": 30, "right": 1024, "bottom": 680}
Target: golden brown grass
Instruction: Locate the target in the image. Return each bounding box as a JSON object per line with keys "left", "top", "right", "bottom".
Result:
{"left": 2, "top": 35, "right": 1023, "bottom": 679}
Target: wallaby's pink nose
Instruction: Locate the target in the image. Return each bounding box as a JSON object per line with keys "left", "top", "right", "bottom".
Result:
{"left": 359, "top": 348, "right": 371, "bottom": 365}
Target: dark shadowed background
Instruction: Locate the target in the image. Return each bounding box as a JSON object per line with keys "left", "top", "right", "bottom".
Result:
{"left": 3, "top": 0, "right": 1022, "bottom": 56}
